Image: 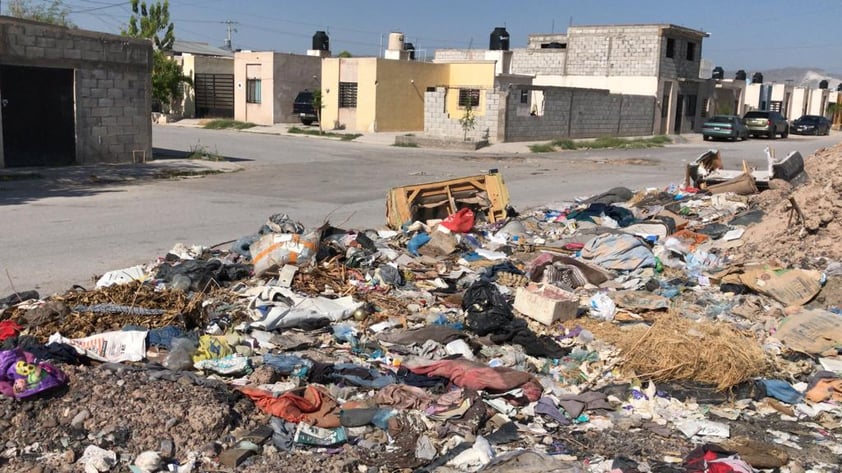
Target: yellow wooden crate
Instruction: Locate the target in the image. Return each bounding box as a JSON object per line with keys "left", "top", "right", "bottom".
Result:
{"left": 385, "top": 172, "right": 510, "bottom": 229}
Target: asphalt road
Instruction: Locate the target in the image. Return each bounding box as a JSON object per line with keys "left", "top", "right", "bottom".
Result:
{"left": 2, "top": 126, "right": 839, "bottom": 298}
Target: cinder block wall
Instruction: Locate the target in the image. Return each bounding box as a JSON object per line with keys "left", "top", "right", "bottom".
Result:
{"left": 424, "top": 87, "right": 501, "bottom": 142}
{"left": 504, "top": 86, "right": 655, "bottom": 142}
{"left": 0, "top": 17, "right": 152, "bottom": 165}
{"left": 565, "top": 25, "right": 661, "bottom": 77}
{"left": 510, "top": 49, "right": 565, "bottom": 75}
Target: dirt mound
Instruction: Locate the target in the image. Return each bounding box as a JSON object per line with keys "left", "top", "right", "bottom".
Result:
{"left": 0, "top": 363, "right": 263, "bottom": 472}
{"left": 737, "top": 143, "right": 842, "bottom": 266}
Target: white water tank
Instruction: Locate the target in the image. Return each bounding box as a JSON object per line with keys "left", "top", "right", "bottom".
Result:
{"left": 387, "top": 32, "right": 405, "bottom": 51}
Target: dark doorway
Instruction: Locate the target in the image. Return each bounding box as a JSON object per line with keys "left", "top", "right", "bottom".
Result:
{"left": 1, "top": 65, "right": 76, "bottom": 167}
{"left": 673, "top": 94, "right": 684, "bottom": 134}
{"left": 194, "top": 73, "right": 234, "bottom": 118}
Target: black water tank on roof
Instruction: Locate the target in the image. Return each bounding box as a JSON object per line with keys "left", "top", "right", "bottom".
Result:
{"left": 312, "top": 31, "right": 329, "bottom": 51}
{"left": 735, "top": 70, "right": 747, "bottom": 81}
{"left": 489, "top": 27, "right": 510, "bottom": 51}
{"left": 405, "top": 42, "right": 416, "bottom": 60}
{"left": 712, "top": 66, "right": 724, "bottom": 80}
{"left": 819, "top": 79, "right": 829, "bottom": 89}
{"left": 837, "top": 83, "right": 842, "bottom": 92}
{"left": 752, "top": 72, "right": 763, "bottom": 84}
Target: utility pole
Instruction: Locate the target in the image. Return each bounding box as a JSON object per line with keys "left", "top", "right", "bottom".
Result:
{"left": 221, "top": 20, "right": 238, "bottom": 51}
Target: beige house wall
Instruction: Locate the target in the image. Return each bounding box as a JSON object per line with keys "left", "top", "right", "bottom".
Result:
{"left": 322, "top": 58, "right": 495, "bottom": 132}
{"left": 235, "top": 51, "right": 273, "bottom": 125}
{"left": 744, "top": 83, "right": 762, "bottom": 110}
{"left": 791, "top": 87, "right": 809, "bottom": 119}
{"left": 532, "top": 75, "right": 658, "bottom": 96}
{"left": 374, "top": 60, "right": 448, "bottom": 132}
{"left": 807, "top": 88, "right": 830, "bottom": 116}
{"left": 235, "top": 51, "right": 320, "bottom": 125}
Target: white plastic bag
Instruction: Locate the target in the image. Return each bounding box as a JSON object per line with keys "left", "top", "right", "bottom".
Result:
{"left": 589, "top": 292, "right": 616, "bottom": 321}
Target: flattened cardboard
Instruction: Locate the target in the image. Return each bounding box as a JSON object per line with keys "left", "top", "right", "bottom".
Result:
{"left": 739, "top": 267, "right": 823, "bottom": 306}
{"left": 776, "top": 309, "right": 842, "bottom": 355}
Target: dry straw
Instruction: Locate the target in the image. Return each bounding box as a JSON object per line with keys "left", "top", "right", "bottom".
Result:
{"left": 581, "top": 311, "right": 768, "bottom": 390}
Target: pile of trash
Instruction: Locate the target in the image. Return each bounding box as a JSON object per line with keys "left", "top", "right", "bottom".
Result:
{"left": 2, "top": 143, "right": 842, "bottom": 473}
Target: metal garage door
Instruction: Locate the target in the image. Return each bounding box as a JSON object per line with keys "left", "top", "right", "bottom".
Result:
{"left": 194, "top": 73, "right": 234, "bottom": 118}
{"left": 1, "top": 65, "right": 76, "bottom": 167}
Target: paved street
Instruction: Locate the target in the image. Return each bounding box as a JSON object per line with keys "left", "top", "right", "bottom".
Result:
{"left": 1, "top": 125, "right": 839, "bottom": 298}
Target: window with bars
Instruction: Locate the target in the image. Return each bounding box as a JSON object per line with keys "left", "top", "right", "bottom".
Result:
{"left": 520, "top": 89, "right": 529, "bottom": 104}
{"left": 458, "top": 88, "right": 480, "bottom": 108}
{"left": 338, "top": 82, "right": 358, "bottom": 108}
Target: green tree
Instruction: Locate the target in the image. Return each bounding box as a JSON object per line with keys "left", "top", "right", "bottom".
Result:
{"left": 122, "top": 0, "right": 187, "bottom": 113}
{"left": 123, "top": 0, "right": 174, "bottom": 51}
{"left": 7, "top": 0, "right": 75, "bottom": 27}
{"left": 151, "top": 50, "right": 192, "bottom": 113}
{"left": 458, "top": 102, "right": 477, "bottom": 141}
{"left": 337, "top": 50, "right": 353, "bottom": 58}
{"left": 311, "top": 89, "right": 325, "bottom": 134}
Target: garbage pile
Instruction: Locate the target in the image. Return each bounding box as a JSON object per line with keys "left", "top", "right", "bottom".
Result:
{"left": 2, "top": 143, "right": 842, "bottom": 473}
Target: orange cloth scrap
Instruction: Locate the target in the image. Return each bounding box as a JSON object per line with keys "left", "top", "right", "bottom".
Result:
{"left": 239, "top": 384, "right": 340, "bottom": 428}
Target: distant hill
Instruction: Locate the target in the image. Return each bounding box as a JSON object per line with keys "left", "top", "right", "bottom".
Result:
{"left": 757, "top": 67, "right": 842, "bottom": 89}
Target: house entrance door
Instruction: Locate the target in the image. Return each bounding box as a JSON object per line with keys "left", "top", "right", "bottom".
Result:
{"left": 1, "top": 65, "right": 75, "bottom": 167}
{"left": 673, "top": 94, "right": 684, "bottom": 134}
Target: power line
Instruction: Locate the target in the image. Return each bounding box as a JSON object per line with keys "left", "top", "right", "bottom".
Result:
{"left": 221, "top": 19, "right": 238, "bottom": 51}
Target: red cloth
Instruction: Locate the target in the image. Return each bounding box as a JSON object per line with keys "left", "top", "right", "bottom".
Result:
{"left": 238, "top": 384, "right": 340, "bottom": 427}
{"left": 408, "top": 359, "right": 542, "bottom": 402}
{"left": 0, "top": 321, "right": 22, "bottom": 342}
{"left": 440, "top": 208, "right": 475, "bottom": 233}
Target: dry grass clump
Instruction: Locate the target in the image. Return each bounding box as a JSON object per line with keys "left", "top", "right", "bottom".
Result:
{"left": 579, "top": 312, "right": 768, "bottom": 390}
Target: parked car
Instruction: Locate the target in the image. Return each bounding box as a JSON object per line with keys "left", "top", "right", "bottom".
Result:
{"left": 293, "top": 90, "right": 317, "bottom": 126}
{"left": 790, "top": 115, "right": 830, "bottom": 135}
{"left": 743, "top": 110, "right": 789, "bottom": 139}
{"left": 702, "top": 115, "right": 749, "bottom": 141}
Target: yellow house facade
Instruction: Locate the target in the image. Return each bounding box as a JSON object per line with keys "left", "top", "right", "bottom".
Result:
{"left": 321, "top": 58, "right": 496, "bottom": 132}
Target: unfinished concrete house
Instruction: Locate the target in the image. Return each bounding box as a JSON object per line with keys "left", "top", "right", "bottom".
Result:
{"left": 434, "top": 24, "right": 710, "bottom": 140}
{"left": 0, "top": 17, "right": 152, "bottom": 167}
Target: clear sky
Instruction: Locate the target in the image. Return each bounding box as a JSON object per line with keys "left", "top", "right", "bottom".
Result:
{"left": 60, "top": 0, "right": 841, "bottom": 73}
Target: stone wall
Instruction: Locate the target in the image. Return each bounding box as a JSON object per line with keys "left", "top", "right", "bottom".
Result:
{"left": 0, "top": 17, "right": 152, "bottom": 165}
{"left": 424, "top": 87, "right": 503, "bottom": 142}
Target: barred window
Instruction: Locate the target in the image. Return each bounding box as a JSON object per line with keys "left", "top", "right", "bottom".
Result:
{"left": 339, "top": 82, "right": 358, "bottom": 108}
{"left": 458, "top": 88, "right": 480, "bottom": 108}
{"left": 520, "top": 89, "right": 529, "bottom": 104}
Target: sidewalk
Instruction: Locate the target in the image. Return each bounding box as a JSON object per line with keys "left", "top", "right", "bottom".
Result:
{"left": 167, "top": 118, "right": 540, "bottom": 153}
{"left": 0, "top": 154, "right": 243, "bottom": 188}
{"left": 168, "top": 118, "right": 704, "bottom": 153}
